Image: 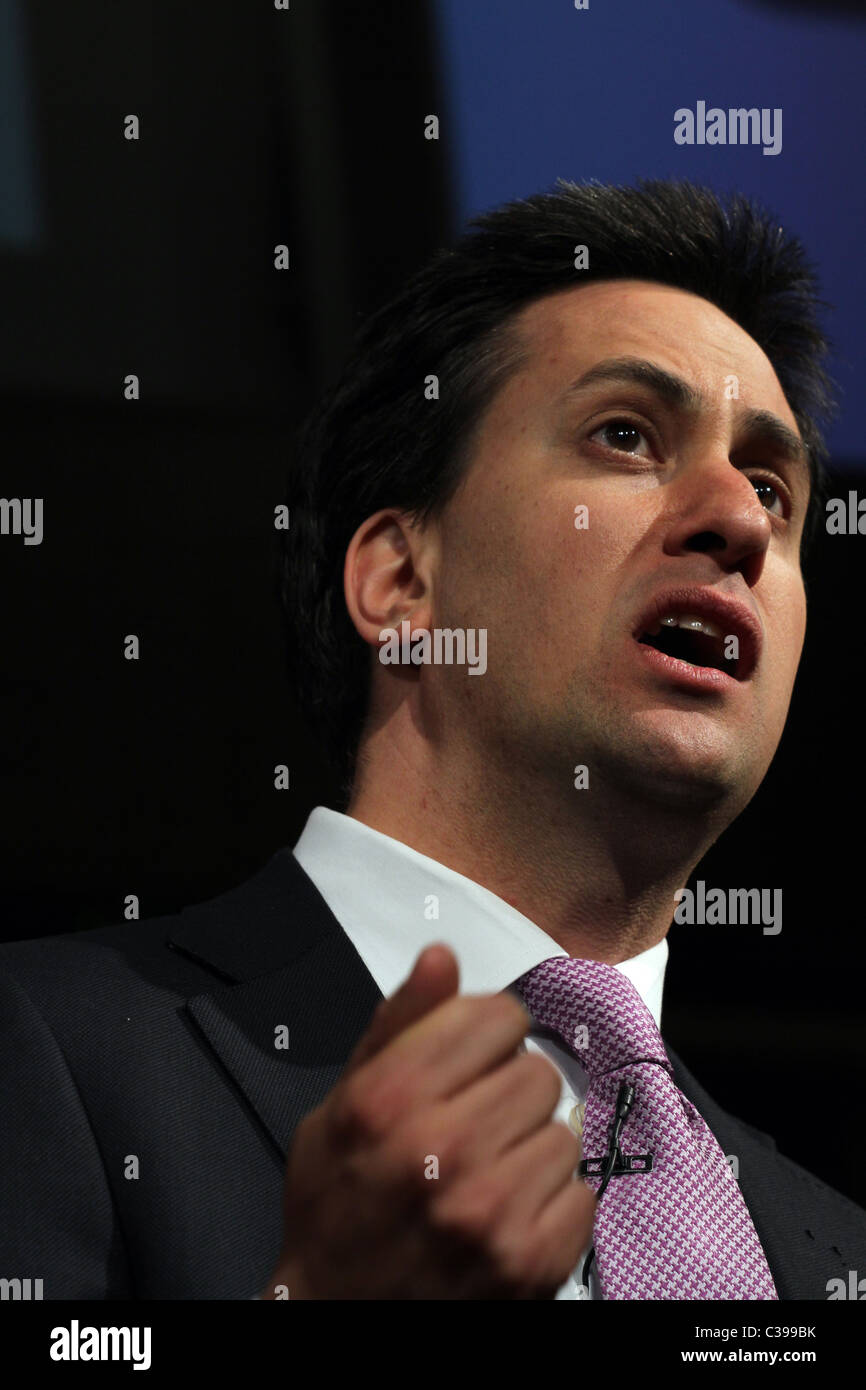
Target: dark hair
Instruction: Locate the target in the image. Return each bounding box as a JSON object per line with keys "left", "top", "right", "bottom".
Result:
{"left": 278, "top": 177, "right": 835, "bottom": 799}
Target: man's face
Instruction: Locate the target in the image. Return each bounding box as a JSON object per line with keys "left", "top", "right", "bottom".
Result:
{"left": 430, "top": 279, "right": 809, "bottom": 814}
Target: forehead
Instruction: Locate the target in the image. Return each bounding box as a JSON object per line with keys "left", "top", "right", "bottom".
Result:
{"left": 509, "top": 279, "right": 799, "bottom": 430}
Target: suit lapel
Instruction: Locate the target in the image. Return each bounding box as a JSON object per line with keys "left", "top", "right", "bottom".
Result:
{"left": 168, "top": 849, "right": 383, "bottom": 1160}
{"left": 668, "top": 1044, "right": 850, "bottom": 1299}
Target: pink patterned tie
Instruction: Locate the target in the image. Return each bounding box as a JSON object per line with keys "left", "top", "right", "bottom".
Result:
{"left": 514, "top": 957, "right": 778, "bottom": 1300}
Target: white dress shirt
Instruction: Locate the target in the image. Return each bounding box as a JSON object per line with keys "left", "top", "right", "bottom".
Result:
{"left": 293, "top": 805, "right": 669, "bottom": 1301}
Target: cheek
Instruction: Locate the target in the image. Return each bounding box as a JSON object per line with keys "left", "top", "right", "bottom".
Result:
{"left": 503, "top": 505, "right": 608, "bottom": 644}
{"left": 438, "top": 477, "right": 639, "bottom": 645}
{"left": 764, "top": 582, "right": 807, "bottom": 698}
{"left": 514, "top": 487, "right": 632, "bottom": 585}
{"left": 494, "top": 509, "right": 636, "bottom": 710}
{"left": 781, "top": 610, "right": 806, "bottom": 685}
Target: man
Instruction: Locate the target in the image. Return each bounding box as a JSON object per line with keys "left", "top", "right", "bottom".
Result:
{"left": 2, "top": 179, "right": 863, "bottom": 1300}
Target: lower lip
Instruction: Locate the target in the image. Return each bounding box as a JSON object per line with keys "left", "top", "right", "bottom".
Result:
{"left": 633, "top": 638, "right": 741, "bottom": 692}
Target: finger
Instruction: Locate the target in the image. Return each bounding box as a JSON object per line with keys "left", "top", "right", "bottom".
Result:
{"left": 528, "top": 1174, "right": 596, "bottom": 1290}
{"left": 424, "top": 1051, "right": 564, "bottom": 1175}
{"left": 427, "top": 1124, "right": 591, "bottom": 1298}
{"left": 345, "top": 943, "right": 459, "bottom": 1074}
{"left": 482, "top": 1119, "right": 586, "bottom": 1230}
{"left": 358, "top": 987, "right": 532, "bottom": 1109}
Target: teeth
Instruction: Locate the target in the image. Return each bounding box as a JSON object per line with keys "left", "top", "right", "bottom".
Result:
{"left": 650, "top": 613, "right": 724, "bottom": 639}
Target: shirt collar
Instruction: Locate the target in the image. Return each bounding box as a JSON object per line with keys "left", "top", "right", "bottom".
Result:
{"left": 293, "top": 805, "right": 668, "bottom": 1028}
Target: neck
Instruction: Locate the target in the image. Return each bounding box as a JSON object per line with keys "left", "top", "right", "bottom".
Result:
{"left": 348, "top": 721, "right": 727, "bottom": 965}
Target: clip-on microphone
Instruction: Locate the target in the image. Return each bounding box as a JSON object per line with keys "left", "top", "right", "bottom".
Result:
{"left": 578, "top": 1082, "right": 653, "bottom": 1179}
{"left": 578, "top": 1081, "right": 653, "bottom": 1293}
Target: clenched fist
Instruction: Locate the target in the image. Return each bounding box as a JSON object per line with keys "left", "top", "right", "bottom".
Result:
{"left": 260, "top": 944, "right": 594, "bottom": 1299}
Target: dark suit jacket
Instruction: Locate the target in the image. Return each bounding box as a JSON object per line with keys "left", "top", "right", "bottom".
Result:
{"left": 1, "top": 847, "right": 864, "bottom": 1300}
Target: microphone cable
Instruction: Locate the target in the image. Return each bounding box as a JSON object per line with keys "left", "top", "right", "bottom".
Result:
{"left": 579, "top": 1081, "right": 636, "bottom": 1294}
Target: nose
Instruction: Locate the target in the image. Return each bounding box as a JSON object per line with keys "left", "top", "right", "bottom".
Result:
{"left": 662, "top": 458, "right": 773, "bottom": 588}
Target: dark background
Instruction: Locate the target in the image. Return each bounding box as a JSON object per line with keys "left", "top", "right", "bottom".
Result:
{"left": 2, "top": 0, "right": 864, "bottom": 1206}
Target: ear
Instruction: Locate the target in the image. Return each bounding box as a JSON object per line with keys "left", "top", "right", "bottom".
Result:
{"left": 343, "top": 509, "right": 436, "bottom": 649}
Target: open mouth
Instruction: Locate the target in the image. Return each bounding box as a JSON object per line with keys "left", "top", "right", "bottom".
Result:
{"left": 638, "top": 615, "right": 738, "bottom": 678}
{"left": 631, "top": 590, "right": 761, "bottom": 685}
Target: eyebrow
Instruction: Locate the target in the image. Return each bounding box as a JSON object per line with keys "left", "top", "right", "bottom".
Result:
{"left": 736, "top": 408, "right": 810, "bottom": 472}
{"left": 561, "top": 356, "right": 705, "bottom": 414}
{"left": 559, "top": 355, "right": 810, "bottom": 478}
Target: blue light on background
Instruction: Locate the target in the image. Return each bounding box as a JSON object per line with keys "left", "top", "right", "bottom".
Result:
{"left": 0, "top": 0, "right": 42, "bottom": 250}
{"left": 433, "top": 0, "right": 865, "bottom": 465}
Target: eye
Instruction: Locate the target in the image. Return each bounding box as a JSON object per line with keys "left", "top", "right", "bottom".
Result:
{"left": 589, "top": 418, "right": 653, "bottom": 458}
{"left": 750, "top": 477, "right": 786, "bottom": 518}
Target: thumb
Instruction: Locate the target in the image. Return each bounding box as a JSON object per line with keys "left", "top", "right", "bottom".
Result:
{"left": 345, "top": 943, "right": 459, "bottom": 1073}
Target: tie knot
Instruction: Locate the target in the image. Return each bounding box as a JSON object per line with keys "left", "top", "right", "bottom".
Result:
{"left": 514, "top": 956, "right": 669, "bottom": 1079}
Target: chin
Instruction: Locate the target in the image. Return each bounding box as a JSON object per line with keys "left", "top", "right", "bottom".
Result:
{"left": 601, "top": 717, "right": 762, "bottom": 816}
{"left": 606, "top": 757, "right": 731, "bottom": 813}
